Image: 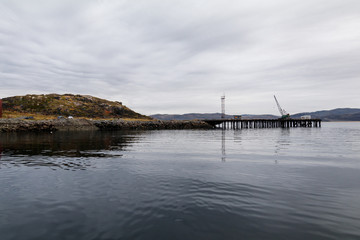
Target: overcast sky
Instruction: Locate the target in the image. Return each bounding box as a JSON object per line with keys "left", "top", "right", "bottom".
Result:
{"left": 0, "top": 0, "right": 359, "bottom": 115}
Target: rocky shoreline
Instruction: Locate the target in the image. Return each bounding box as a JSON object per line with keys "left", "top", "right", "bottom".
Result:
{"left": 0, "top": 119, "right": 213, "bottom": 132}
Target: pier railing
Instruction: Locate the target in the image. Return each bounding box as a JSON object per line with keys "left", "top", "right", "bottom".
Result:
{"left": 203, "top": 119, "right": 321, "bottom": 129}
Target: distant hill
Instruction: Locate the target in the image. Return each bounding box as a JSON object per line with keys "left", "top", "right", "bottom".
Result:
{"left": 150, "top": 113, "right": 278, "bottom": 120}
{"left": 2, "top": 94, "right": 151, "bottom": 119}
{"left": 292, "top": 108, "right": 360, "bottom": 121}
{"left": 150, "top": 113, "right": 228, "bottom": 120}
{"left": 151, "top": 108, "right": 360, "bottom": 121}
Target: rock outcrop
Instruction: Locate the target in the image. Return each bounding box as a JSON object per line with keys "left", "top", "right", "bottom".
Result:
{"left": 93, "top": 120, "right": 213, "bottom": 130}
{"left": 0, "top": 119, "right": 56, "bottom": 132}
{"left": 0, "top": 119, "right": 213, "bottom": 132}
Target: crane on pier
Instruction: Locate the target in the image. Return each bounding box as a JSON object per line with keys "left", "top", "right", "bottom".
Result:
{"left": 274, "top": 95, "right": 290, "bottom": 119}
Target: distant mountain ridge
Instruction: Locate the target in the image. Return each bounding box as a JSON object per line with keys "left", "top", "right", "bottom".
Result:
{"left": 291, "top": 108, "right": 360, "bottom": 121}
{"left": 151, "top": 113, "right": 278, "bottom": 120}
{"left": 151, "top": 108, "right": 360, "bottom": 121}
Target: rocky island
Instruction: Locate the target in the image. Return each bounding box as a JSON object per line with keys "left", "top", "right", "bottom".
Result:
{"left": 0, "top": 94, "right": 212, "bottom": 132}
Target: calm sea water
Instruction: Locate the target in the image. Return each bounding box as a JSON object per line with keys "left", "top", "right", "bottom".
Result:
{"left": 0, "top": 122, "right": 360, "bottom": 240}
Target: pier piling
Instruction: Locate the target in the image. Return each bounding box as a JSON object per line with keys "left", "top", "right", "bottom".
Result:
{"left": 204, "top": 119, "right": 322, "bottom": 129}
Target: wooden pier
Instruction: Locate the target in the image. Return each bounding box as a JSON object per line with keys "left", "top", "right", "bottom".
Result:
{"left": 204, "top": 119, "right": 322, "bottom": 129}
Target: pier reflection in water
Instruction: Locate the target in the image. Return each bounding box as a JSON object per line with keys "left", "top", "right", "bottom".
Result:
{"left": 221, "top": 129, "right": 226, "bottom": 162}
{"left": 220, "top": 127, "right": 291, "bottom": 163}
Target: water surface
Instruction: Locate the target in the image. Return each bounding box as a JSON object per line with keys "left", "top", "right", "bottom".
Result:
{"left": 1, "top": 122, "right": 360, "bottom": 240}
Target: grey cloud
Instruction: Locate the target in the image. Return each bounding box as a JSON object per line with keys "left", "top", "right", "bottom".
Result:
{"left": 0, "top": 0, "right": 359, "bottom": 115}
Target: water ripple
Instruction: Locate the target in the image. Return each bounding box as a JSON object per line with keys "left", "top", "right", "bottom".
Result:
{"left": 1, "top": 124, "right": 360, "bottom": 240}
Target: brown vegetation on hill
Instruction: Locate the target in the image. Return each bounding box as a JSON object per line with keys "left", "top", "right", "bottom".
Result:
{"left": 2, "top": 94, "right": 151, "bottom": 120}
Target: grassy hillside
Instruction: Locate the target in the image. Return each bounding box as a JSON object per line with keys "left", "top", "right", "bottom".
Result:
{"left": 2, "top": 94, "right": 151, "bottom": 120}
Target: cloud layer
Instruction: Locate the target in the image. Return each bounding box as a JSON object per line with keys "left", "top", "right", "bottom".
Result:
{"left": 1, "top": 0, "right": 359, "bottom": 115}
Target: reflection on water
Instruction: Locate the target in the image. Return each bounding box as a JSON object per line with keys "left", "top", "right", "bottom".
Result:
{"left": 274, "top": 128, "right": 291, "bottom": 154}
{"left": 0, "top": 131, "right": 139, "bottom": 170}
{"left": 1, "top": 123, "right": 360, "bottom": 240}
{"left": 221, "top": 129, "right": 225, "bottom": 162}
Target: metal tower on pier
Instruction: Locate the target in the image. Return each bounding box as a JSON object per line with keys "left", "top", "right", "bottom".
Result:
{"left": 221, "top": 94, "right": 225, "bottom": 119}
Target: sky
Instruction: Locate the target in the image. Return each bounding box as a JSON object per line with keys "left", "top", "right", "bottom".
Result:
{"left": 0, "top": 0, "right": 359, "bottom": 115}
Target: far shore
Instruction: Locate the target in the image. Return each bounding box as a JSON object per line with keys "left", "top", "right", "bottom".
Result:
{"left": 1, "top": 118, "right": 358, "bottom": 133}
{"left": 0, "top": 118, "right": 213, "bottom": 132}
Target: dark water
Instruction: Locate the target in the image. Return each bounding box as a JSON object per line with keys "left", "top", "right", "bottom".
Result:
{"left": 1, "top": 122, "right": 360, "bottom": 240}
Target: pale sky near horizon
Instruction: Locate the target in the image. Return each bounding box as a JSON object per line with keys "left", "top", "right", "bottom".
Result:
{"left": 0, "top": 0, "right": 359, "bottom": 115}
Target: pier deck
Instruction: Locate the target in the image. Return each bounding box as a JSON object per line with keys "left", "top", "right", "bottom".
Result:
{"left": 204, "top": 118, "right": 321, "bottom": 129}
